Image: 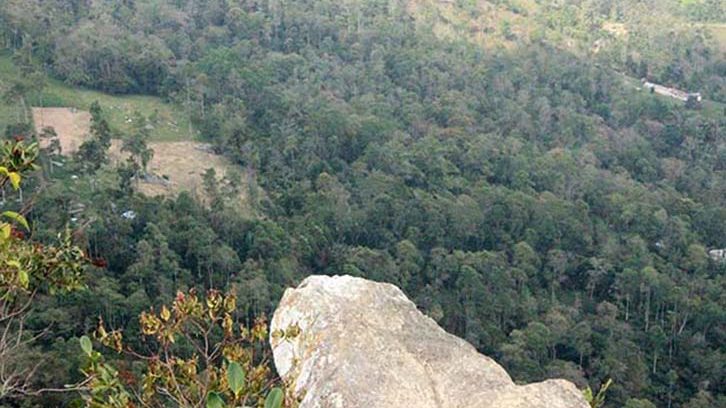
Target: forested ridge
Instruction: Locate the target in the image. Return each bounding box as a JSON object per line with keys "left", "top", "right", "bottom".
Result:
{"left": 0, "top": 1, "right": 724, "bottom": 407}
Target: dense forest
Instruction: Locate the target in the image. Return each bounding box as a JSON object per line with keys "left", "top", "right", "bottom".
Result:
{"left": 0, "top": 1, "right": 724, "bottom": 407}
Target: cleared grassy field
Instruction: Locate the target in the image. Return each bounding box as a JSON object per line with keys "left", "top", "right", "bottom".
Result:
{"left": 0, "top": 49, "right": 195, "bottom": 142}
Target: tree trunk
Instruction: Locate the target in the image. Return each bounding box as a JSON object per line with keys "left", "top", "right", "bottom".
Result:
{"left": 678, "top": 313, "right": 688, "bottom": 335}
{"left": 644, "top": 288, "right": 650, "bottom": 332}
{"left": 588, "top": 281, "right": 595, "bottom": 300}
{"left": 186, "top": 78, "right": 193, "bottom": 136}
{"left": 625, "top": 294, "right": 630, "bottom": 321}
{"left": 20, "top": 95, "right": 28, "bottom": 123}
{"left": 200, "top": 93, "right": 205, "bottom": 118}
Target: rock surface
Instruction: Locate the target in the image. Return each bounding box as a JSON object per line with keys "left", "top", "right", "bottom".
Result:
{"left": 270, "top": 275, "right": 589, "bottom": 408}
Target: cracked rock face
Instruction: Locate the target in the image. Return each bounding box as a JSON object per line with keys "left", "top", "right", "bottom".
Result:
{"left": 270, "top": 275, "right": 589, "bottom": 408}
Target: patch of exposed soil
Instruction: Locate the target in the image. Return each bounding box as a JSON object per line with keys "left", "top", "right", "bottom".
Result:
{"left": 32, "top": 107, "right": 246, "bottom": 202}
{"left": 32, "top": 107, "right": 91, "bottom": 154}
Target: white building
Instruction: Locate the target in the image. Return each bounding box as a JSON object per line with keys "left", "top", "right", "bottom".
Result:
{"left": 708, "top": 249, "right": 726, "bottom": 262}
{"left": 642, "top": 80, "right": 702, "bottom": 103}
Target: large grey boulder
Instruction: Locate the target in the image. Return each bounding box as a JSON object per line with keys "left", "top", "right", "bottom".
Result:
{"left": 270, "top": 275, "right": 589, "bottom": 408}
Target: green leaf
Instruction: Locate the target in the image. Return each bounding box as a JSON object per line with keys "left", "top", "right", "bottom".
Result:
{"left": 264, "top": 387, "right": 284, "bottom": 408}
{"left": 0, "top": 167, "right": 21, "bottom": 190}
{"left": 2, "top": 211, "right": 29, "bottom": 230}
{"left": 227, "top": 361, "right": 245, "bottom": 397}
{"left": 206, "top": 392, "right": 226, "bottom": 408}
{"left": 80, "top": 335, "right": 93, "bottom": 356}
{"left": 8, "top": 172, "right": 20, "bottom": 190}
{"left": 582, "top": 387, "right": 593, "bottom": 404}
{"left": 18, "top": 269, "right": 29, "bottom": 288}
{"left": 5, "top": 260, "right": 20, "bottom": 268}
{"left": 1, "top": 223, "right": 10, "bottom": 240}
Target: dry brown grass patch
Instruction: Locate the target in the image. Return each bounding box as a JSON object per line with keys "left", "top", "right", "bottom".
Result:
{"left": 32, "top": 107, "right": 246, "bottom": 202}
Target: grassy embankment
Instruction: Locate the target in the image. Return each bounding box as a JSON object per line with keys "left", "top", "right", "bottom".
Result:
{"left": 0, "top": 49, "right": 194, "bottom": 142}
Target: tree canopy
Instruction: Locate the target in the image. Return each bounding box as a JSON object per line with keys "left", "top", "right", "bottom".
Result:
{"left": 0, "top": 1, "right": 724, "bottom": 407}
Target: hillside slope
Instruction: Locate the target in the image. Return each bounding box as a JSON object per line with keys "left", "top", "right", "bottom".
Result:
{"left": 31, "top": 107, "right": 242, "bottom": 199}
{"left": 409, "top": 0, "right": 725, "bottom": 102}
{"left": 0, "top": 2, "right": 723, "bottom": 407}
{"left": 0, "top": 50, "right": 193, "bottom": 142}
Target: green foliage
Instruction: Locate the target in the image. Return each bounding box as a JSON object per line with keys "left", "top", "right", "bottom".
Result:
{"left": 80, "top": 336, "right": 93, "bottom": 357}
{"left": 75, "top": 102, "right": 113, "bottom": 174}
{"left": 583, "top": 378, "right": 613, "bottom": 408}
{"left": 227, "top": 361, "right": 246, "bottom": 398}
{"left": 2, "top": 210, "right": 28, "bottom": 230}
{"left": 0, "top": 140, "right": 85, "bottom": 298}
{"left": 206, "top": 392, "right": 225, "bottom": 408}
{"left": 79, "top": 289, "right": 296, "bottom": 408}
{"left": 0, "top": 139, "right": 38, "bottom": 183}
{"left": 121, "top": 111, "right": 154, "bottom": 173}
{"left": 0, "top": 1, "right": 723, "bottom": 407}
{"left": 265, "top": 388, "right": 284, "bottom": 408}
{"left": 0, "top": 137, "right": 87, "bottom": 402}
{"left": 0, "top": 49, "right": 192, "bottom": 142}
{"left": 0, "top": 167, "right": 20, "bottom": 190}
{"left": 79, "top": 335, "right": 132, "bottom": 408}
{"left": 624, "top": 398, "right": 657, "bottom": 408}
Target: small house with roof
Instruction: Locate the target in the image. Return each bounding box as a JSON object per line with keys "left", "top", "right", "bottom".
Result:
{"left": 642, "top": 79, "right": 702, "bottom": 103}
